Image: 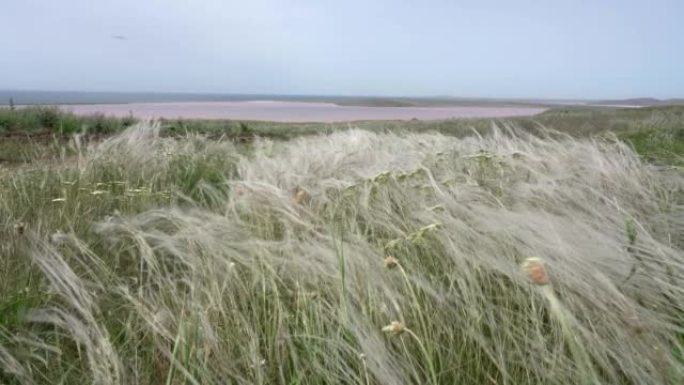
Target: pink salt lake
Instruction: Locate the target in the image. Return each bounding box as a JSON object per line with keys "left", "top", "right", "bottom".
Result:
{"left": 62, "top": 101, "right": 546, "bottom": 123}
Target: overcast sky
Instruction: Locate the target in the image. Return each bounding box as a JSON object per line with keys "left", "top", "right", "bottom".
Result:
{"left": 1, "top": 0, "right": 682, "bottom": 99}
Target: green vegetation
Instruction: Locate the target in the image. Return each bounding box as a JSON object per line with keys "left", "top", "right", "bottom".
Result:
{"left": 528, "top": 106, "right": 684, "bottom": 166}
{"left": 0, "top": 106, "right": 137, "bottom": 135}
{"left": 0, "top": 120, "right": 682, "bottom": 384}
{"left": 622, "top": 127, "right": 684, "bottom": 166}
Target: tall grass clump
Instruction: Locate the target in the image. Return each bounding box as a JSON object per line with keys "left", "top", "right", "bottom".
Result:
{"left": 0, "top": 123, "right": 683, "bottom": 384}
{"left": 0, "top": 106, "right": 136, "bottom": 134}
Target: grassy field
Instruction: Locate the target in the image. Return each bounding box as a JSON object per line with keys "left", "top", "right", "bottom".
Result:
{"left": 0, "top": 107, "right": 683, "bottom": 384}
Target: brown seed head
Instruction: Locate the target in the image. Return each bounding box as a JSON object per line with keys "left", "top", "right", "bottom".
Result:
{"left": 384, "top": 255, "right": 399, "bottom": 269}
{"left": 382, "top": 321, "right": 405, "bottom": 336}
{"left": 14, "top": 222, "right": 26, "bottom": 236}
{"left": 294, "top": 189, "right": 309, "bottom": 204}
{"left": 522, "top": 257, "right": 550, "bottom": 285}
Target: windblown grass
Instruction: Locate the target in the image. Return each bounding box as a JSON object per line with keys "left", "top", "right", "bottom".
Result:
{"left": 1, "top": 124, "right": 683, "bottom": 384}
{"left": 2, "top": 105, "right": 684, "bottom": 167}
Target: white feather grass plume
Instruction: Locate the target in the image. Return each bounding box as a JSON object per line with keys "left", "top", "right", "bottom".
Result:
{"left": 1, "top": 124, "right": 682, "bottom": 384}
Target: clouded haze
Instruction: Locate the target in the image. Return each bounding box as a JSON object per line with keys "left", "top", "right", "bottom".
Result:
{"left": 2, "top": 0, "right": 682, "bottom": 99}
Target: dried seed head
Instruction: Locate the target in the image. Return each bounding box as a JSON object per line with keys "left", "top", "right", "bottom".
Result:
{"left": 50, "top": 230, "right": 67, "bottom": 245}
{"left": 14, "top": 222, "right": 26, "bottom": 235}
{"left": 249, "top": 358, "right": 267, "bottom": 369}
{"left": 522, "top": 257, "right": 550, "bottom": 286}
{"left": 382, "top": 321, "right": 405, "bottom": 336}
{"left": 384, "top": 255, "right": 399, "bottom": 269}
{"left": 294, "top": 188, "right": 309, "bottom": 204}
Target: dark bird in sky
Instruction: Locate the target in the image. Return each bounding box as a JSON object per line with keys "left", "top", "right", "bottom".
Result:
{"left": 112, "top": 35, "right": 128, "bottom": 41}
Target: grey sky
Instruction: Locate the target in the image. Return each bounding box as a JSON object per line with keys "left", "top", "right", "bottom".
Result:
{"left": 1, "top": 0, "right": 682, "bottom": 99}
